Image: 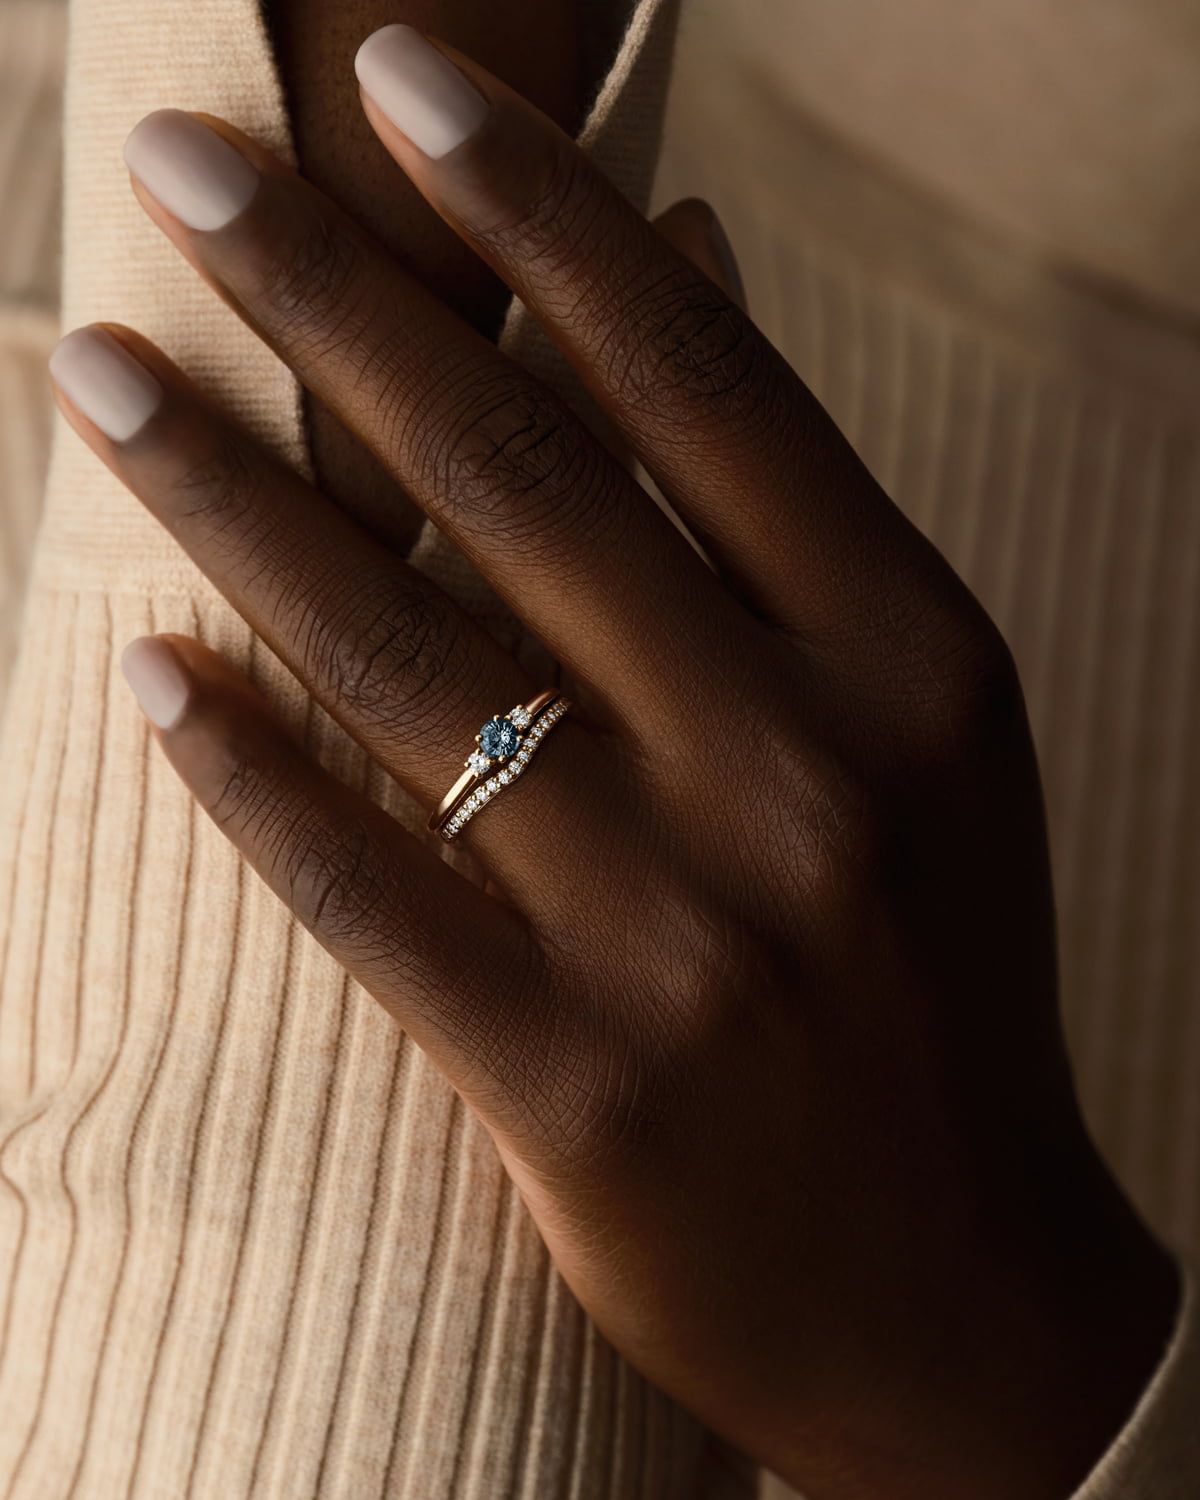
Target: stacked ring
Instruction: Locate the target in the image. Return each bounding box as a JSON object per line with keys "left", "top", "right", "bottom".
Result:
{"left": 428, "top": 690, "right": 571, "bottom": 841}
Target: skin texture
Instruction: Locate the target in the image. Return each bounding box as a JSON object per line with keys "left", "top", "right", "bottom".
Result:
{"left": 53, "top": 32, "right": 1179, "bottom": 1500}
{"left": 261, "top": 0, "right": 587, "bottom": 557}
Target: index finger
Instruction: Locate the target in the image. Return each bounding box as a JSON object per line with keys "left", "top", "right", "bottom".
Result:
{"left": 355, "top": 25, "right": 981, "bottom": 676}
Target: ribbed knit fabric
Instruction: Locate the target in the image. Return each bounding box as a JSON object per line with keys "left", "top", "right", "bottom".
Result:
{"left": 3, "top": 0, "right": 1200, "bottom": 1495}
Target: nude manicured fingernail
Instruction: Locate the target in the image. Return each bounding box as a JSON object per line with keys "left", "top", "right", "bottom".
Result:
{"left": 49, "top": 327, "right": 163, "bottom": 442}
{"left": 123, "top": 108, "right": 259, "bottom": 231}
{"left": 121, "top": 637, "right": 191, "bottom": 730}
{"left": 354, "top": 24, "right": 489, "bottom": 159}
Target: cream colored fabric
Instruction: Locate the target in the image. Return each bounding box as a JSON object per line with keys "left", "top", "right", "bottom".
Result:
{"left": 2, "top": 0, "right": 1200, "bottom": 1494}
{"left": 0, "top": 0, "right": 63, "bottom": 722}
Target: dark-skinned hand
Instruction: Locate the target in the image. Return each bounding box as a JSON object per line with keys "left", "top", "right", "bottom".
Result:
{"left": 48, "top": 25, "right": 1178, "bottom": 1499}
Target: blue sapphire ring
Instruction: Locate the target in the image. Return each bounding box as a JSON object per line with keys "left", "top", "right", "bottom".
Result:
{"left": 428, "top": 689, "right": 570, "bottom": 842}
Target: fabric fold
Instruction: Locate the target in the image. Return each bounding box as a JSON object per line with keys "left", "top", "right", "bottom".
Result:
{"left": 1070, "top": 1257, "right": 1200, "bottom": 1500}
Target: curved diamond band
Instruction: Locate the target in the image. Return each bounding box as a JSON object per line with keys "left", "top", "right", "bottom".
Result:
{"left": 428, "top": 690, "right": 570, "bottom": 841}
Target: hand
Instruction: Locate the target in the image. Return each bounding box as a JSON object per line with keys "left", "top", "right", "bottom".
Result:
{"left": 49, "top": 25, "right": 1178, "bottom": 1498}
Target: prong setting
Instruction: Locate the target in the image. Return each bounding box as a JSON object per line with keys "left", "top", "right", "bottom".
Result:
{"left": 441, "top": 698, "right": 568, "bottom": 841}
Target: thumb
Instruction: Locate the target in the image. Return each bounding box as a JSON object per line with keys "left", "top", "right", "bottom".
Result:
{"left": 652, "top": 198, "right": 748, "bottom": 313}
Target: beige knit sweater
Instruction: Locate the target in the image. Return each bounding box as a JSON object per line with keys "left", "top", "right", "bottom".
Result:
{"left": 1, "top": 0, "right": 1198, "bottom": 1496}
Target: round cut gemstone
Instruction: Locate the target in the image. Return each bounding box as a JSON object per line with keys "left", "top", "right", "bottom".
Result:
{"left": 467, "top": 750, "right": 490, "bottom": 776}
{"left": 479, "top": 716, "right": 521, "bottom": 760}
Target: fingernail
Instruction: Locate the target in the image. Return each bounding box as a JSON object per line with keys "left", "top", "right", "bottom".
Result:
{"left": 49, "top": 327, "right": 163, "bottom": 442}
{"left": 354, "top": 24, "right": 489, "bottom": 160}
{"left": 707, "top": 212, "right": 747, "bottom": 312}
{"left": 123, "top": 109, "right": 259, "bottom": 231}
{"left": 120, "top": 637, "right": 191, "bottom": 730}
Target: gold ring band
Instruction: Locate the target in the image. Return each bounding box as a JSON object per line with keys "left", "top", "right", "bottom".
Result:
{"left": 428, "top": 690, "right": 570, "bottom": 841}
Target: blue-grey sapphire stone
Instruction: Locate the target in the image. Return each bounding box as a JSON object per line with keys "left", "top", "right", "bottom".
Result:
{"left": 479, "top": 717, "right": 521, "bottom": 760}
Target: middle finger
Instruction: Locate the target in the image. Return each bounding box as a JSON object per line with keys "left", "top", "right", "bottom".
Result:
{"left": 120, "top": 107, "right": 749, "bottom": 741}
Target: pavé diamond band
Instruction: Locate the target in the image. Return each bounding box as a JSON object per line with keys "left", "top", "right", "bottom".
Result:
{"left": 428, "top": 689, "right": 570, "bottom": 841}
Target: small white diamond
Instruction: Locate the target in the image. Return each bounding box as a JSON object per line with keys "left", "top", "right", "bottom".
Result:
{"left": 499, "top": 770, "right": 511, "bottom": 784}
{"left": 468, "top": 750, "right": 489, "bottom": 775}
{"left": 509, "top": 705, "right": 531, "bottom": 728}
{"left": 467, "top": 796, "right": 478, "bottom": 809}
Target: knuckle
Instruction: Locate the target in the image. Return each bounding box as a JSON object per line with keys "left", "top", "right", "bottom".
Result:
{"left": 306, "top": 575, "right": 457, "bottom": 729}
{"left": 204, "top": 733, "right": 278, "bottom": 835}
{"left": 609, "top": 269, "right": 765, "bottom": 415}
{"left": 193, "top": 711, "right": 396, "bottom": 954}
{"left": 428, "top": 372, "right": 591, "bottom": 538}
{"left": 169, "top": 428, "right": 268, "bottom": 544}
{"left": 207, "top": 739, "right": 389, "bottom": 946}
{"left": 249, "top": 210, "right": 369, "bottom": 353}
{"left": 201, "top": 729, "right": 313, "bottom": 887}
{"left": 283, "top": 814, "right": 391, "bottom": 946}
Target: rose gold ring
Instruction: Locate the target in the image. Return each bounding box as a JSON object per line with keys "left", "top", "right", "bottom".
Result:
{"left": 428, "top": 690, "right": 570, "bottom": 841}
